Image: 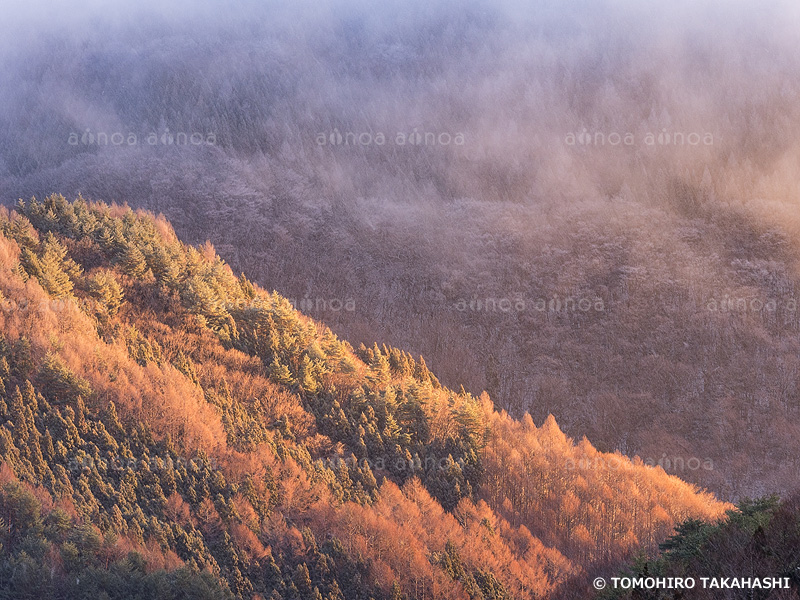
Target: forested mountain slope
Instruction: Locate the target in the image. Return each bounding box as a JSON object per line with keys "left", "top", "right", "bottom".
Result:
{"left": 3, "top": 0, "right": 800, "bottom": 499}
{"left": 601, "top": 495, "right": 800, "bottom": 600}
{"left": 0, "top": 196, "right": 727, "bottom": 599}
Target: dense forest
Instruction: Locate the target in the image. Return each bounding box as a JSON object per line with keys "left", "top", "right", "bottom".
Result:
{"left": 0, "top": 195, "right": 735, "bottom": 599}
{"left": 2, "top": 1, "right": 800, "bottom": 597}
{"left": 3, "top": 0, "right": 800, "bottom": 500}
{"left": 601, "top": 495, "right": 800, "bottom": 600}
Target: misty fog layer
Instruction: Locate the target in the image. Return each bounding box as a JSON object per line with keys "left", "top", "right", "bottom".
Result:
{"left": 2, "top": 0, "right": 800, "bottom": 499}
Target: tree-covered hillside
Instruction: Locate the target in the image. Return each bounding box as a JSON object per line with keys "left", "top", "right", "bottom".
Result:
{"left": 4, "top": 0, "right": 800, "bottom": 500}
{"left": 0, "top": 196, "right": 728, "bottom": 599}
{"left": 599, "top": 495, "right": 800, "bottom": 600}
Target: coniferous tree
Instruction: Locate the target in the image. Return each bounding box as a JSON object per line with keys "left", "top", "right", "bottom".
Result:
{"left": 88, "top": 270, "right": 124, "bottom": 316}
{"left": 120, "top": 242, "right": 148, "bottom": 278}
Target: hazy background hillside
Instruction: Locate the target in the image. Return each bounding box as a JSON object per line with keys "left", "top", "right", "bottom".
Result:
{"left": 3, "top": 0, "right": 800, "bottom": 500}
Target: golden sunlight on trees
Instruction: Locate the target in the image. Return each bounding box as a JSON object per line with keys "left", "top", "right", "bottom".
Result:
{"left": 0, "top": 197, "right": 735, "bottom": 599}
